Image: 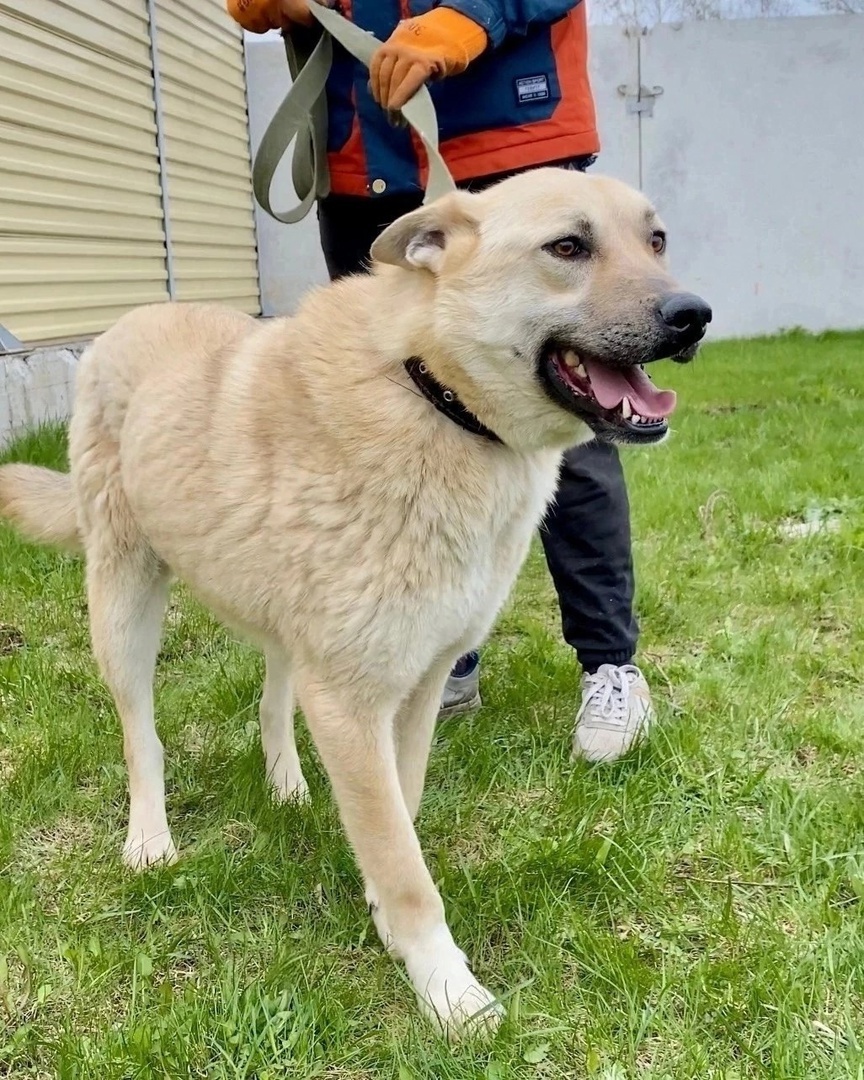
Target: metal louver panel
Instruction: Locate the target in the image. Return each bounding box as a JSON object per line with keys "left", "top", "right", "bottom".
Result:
{"left": 0, "top": 0, "right": 170, "bottom": 342}
{"left": 153, "top": 0, "right": 260, "bottom": 313}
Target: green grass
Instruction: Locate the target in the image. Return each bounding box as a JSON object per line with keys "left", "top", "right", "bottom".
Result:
{"left": 1, "top": 330, "right": 863, "bottom": 1079}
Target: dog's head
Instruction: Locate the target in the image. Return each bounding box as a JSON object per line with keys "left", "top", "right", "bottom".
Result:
{"left": 371, "top": 168, "right": 711, "bottom": 451}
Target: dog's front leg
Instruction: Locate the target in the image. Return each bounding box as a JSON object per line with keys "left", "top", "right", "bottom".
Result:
{"left": 394, "top": 655, "right": 459, "bottom": 821}
{"left": 296, "top": 671, "right": 502, "bottom": 1039}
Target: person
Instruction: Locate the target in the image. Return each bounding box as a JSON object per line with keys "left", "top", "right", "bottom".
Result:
{"left": 228, "top": 0, "right": 655, "bottom": 763}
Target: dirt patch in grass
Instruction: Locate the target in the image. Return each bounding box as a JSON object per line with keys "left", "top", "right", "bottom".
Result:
{"left": 0, "top": 623, "right": 25, "bottom": 655}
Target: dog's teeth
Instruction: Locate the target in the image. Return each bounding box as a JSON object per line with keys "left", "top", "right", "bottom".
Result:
{"left": 575, "top": 362, "right": 588, "bottom": 379}
{"left": 563, "top": 349, "right": 579, "bottom": 369}
{"left": 621, "top": 397, "right": 632, "bottom": 419}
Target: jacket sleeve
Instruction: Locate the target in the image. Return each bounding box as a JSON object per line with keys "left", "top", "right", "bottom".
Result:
{"left": 438, "top": 0, "right": 582, "bottom": 48}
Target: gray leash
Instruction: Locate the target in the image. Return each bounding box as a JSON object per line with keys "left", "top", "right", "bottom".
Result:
{"left": 252, "top": 2, "right": 457, "bottom": 224}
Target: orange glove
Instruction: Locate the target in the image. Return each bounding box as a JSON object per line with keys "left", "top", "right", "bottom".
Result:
{"left": 226, "top": 0, "right": 322, "bottom": 33}
{"left": 370, "top": 8, "right": 488, "bottom": 111}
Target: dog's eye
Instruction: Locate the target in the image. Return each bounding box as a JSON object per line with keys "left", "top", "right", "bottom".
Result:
{"left": 650, "top": 231, "right": 667, "bottom": 255}
{"left": 547, "top": 236, "right": 590, "bottom": 260}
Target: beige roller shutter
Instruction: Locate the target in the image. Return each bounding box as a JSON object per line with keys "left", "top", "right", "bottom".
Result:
{"left": 153, "top": 0, "right": 260, "bottom": 313}
{"left": 0, "top": 0, "right": 170, "bottom": 343}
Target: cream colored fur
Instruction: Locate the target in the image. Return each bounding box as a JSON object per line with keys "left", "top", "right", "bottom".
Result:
{"left": 0, "top": 170, "right": 695, "bottom": 1037}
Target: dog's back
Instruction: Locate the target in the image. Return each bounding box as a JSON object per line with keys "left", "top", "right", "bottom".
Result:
{"left": 75, "top": 302, "right": 257, "bottom": 438}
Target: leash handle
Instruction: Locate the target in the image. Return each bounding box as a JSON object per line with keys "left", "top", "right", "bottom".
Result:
{"left": 251, "top": 2, "right": 457, "bottom": 225}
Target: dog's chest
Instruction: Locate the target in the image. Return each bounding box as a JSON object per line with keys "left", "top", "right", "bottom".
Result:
{"left": 300, "top": 451, "right": 561, "bottom": 678}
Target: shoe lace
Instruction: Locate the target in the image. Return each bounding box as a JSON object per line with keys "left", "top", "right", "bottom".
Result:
{"left": 581, "top": 665, "right": 642, "bottom": 728}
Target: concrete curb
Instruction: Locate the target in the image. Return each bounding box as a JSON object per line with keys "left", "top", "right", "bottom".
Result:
{"left": 0, "top": 344, "right": 85, "bottom": 449}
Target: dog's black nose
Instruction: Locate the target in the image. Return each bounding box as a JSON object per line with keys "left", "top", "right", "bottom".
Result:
{"left": 657, "top": 293, "right": 713, "bottom": 336}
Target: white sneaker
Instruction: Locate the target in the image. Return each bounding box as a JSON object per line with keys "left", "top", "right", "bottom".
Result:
{"left": 572, "top": 663, "right": 655, "bottom": 763}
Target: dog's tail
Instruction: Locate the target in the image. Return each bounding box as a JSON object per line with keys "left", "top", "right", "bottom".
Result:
{"left": 0, "top": 465, "right": 81, "bottom": 552}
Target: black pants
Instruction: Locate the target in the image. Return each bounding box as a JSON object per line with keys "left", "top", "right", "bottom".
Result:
{"left": 316, "top": 170, "right": 638, "bottom": 673}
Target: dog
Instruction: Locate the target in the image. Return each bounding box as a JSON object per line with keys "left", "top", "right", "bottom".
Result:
{"left": 0, "top": 168, "right": 711, "bottom": 1037}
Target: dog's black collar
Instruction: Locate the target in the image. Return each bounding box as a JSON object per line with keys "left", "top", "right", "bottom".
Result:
{"left": 404, "top": 358, "right": 502, "bottom": 445}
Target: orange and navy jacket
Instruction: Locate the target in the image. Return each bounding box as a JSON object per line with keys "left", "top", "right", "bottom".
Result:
{"left": 313, "top": 0, "right": 599, "bottom": 197}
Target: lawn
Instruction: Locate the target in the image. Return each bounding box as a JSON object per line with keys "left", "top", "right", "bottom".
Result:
{"left": 1, "top": 331, "right": 863, "bottom": 1079}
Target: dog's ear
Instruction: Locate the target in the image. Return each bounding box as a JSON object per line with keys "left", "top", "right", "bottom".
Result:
{"left": 371, "top": 193, "right": 478, "bottom": 273}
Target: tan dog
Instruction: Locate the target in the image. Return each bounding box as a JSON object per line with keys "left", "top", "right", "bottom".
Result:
{"left": 0, "top": 169, "right": 711, "bottom": 1037}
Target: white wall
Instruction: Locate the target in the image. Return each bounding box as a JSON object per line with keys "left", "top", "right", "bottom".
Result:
{"left": 244, "top": 16, "right": 864, "bottom": 337}
{"left": 639, "top": 16, "right": 864, "bottom": 338}
{"left": 587, "top": 28, "right": 640, "bottom": 189}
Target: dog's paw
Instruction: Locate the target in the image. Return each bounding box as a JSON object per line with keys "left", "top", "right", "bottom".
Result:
{"left": 270, "top": 769, "right": 310, "bottom": 805}
{"left": 122, "top": 827, "right": 178, "bottom": 870}
{"left": 407, "top": 936, "right": 503, "bottom": 1040}
{"left": 416, "top": 962, "right": 503, "bottom": 1041}
{"left": 265, "top": 752, "right": 310, "bottom": 805}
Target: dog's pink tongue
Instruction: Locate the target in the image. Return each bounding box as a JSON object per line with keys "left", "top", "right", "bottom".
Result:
{"left": 582, "top": 359, "right": 677, "bottom": 418}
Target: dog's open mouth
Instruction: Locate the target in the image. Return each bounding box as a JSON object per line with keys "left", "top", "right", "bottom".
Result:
{"left": 540, "top": 347, "right": 678, "bottom": 444}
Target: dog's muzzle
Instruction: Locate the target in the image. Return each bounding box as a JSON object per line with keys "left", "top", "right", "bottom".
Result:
{"left": 537, "top": 290, "right": 713, "bottom": 445}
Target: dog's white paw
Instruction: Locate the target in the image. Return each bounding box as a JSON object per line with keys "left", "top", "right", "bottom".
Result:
{"left": 269, "top": 768, "right": 310, "bottom": 805}
{"left": 417, "top": 963, "right": 503, "bottom": 1040}
{"left": 407, "top": 935, "right": 503, "bottom": 1040}
{"left": 122, "top": 826, "right": 178, "bottom": 870}
{"left": 264, "top": 749, "right": 310, "bottom": 805}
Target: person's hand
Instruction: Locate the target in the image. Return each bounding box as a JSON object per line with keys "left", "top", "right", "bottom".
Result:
{"left": 226, "top": 0, "right": 329, "bottom": 34}
{"left": 369, "top": 9, "right": 487, "bottom": 111}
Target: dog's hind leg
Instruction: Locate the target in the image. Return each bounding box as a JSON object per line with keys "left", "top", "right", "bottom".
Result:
{"left": 260, "top": 644, "right": 308, "bottom": 803}
{"left": 296, "top": 670, "right": 501, "bottom": 1039}
{"left": 87, "top": 545, "right": 175, "bottom": 869}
